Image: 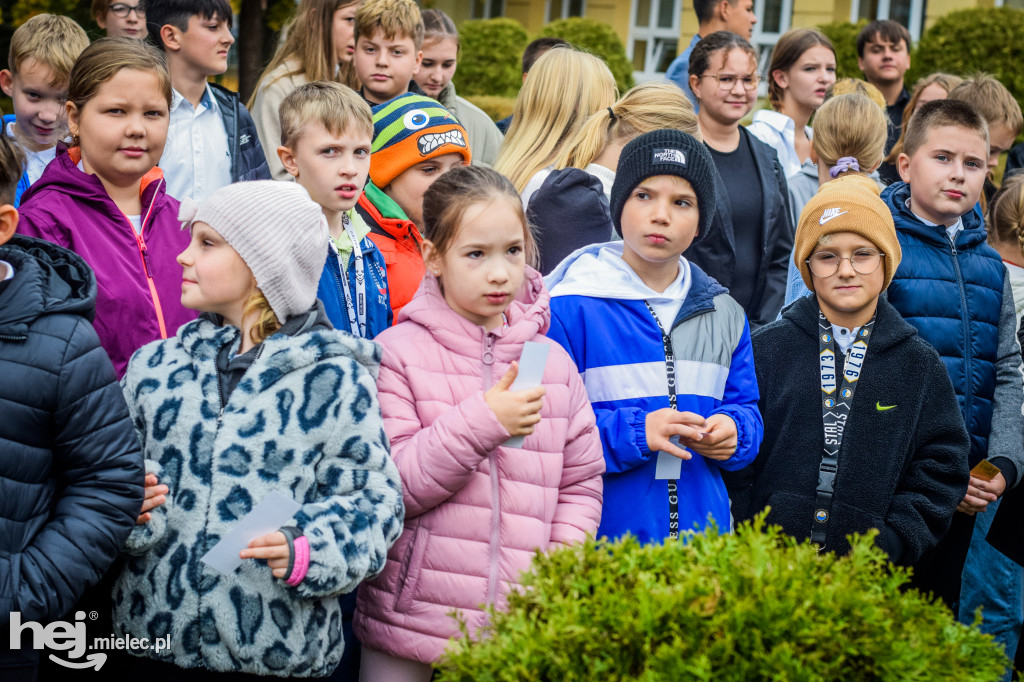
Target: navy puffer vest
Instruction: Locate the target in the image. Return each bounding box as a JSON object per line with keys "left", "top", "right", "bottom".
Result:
{"left": 882, "top": 182, "right": 1003, "bottom": 465}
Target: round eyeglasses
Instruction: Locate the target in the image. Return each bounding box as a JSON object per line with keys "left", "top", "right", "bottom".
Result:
{"left": 109, "top": 3, "right": 145, "bottom": 17}
{"left": 698, "top": 73, "right": 760, "bottom": 92}
{"left": 806, "top": 249, "right": 885, "bottom": 277}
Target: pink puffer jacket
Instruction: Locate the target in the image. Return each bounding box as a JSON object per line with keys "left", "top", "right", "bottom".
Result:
{"left": 354, "top": 267, "right": 604, "bottom": 664}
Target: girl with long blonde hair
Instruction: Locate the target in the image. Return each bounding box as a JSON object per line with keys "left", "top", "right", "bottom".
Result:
{"left": 494, "top": 46, "right": 616, "bottom": 197}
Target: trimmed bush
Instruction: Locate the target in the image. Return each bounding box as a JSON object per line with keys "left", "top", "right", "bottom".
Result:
{"left": 437, "top": 516, "right": 1008, "bottom": 681}
{"left": 912, "top": 7, "right": 1024, "bottom": 116}
{"left": 539, "top": 17, "right": 634, "bottom": 94}
{"left": 816, "top": 19, "right": 869, "bottom": 81}
{"left": 463, "top": 95, "right": 516, "bottom": 123}
{"left": 452, "top": 18, "right": 529, "bottom": 99}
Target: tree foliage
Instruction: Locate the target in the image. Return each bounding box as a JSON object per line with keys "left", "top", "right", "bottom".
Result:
{"left": 437, "top": 516, "right": 1008, "bottom": 681}
{"left": 452, "top": 18, "right": 528, "bottom": 99}
{"left": 816, "top": 19, "right": 869, "bottom": 81}
{"left": 912, "top": 7, "right": 1024, "bottom": 117}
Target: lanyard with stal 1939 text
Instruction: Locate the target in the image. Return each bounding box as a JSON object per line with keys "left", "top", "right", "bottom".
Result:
{"left": 335, "top": 212, "right": 366, "bottom": 338}
{"left": 813, "top": 309, "right": 875, "bottom": 549}
{"left": 644, "top": 302, "right": 681, "bottom": 540}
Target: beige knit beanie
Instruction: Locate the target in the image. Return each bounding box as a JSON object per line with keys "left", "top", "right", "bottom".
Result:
{"left": 180, "top": 181, "right": 328, "bottom": 322}
{"left": 794, "top": 174, "right": 902, "bottom": 291}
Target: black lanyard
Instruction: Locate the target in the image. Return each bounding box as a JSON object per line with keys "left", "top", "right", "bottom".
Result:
{"left": 644, "top": 302, "right": 680, "bottom": 540}
{"left": 813, "top": 309, "right": 875, "bottom": 548}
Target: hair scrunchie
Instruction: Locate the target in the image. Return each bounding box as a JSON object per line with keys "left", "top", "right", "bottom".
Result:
{"left": 607, "top": 106, "right": 616, "bottom": 121}
{"left": 829, "top": 157, "right": 860, "bottom": 178}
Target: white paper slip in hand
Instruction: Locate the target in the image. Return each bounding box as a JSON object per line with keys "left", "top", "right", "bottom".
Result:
{"left": 655, "top": 435, "right": 685, "bottom": 480}
{"left": 504, "top": 341, "right": 550, "bottom": 448}
{"left": 200, "top": 490, "right": 301, "bottom": 575}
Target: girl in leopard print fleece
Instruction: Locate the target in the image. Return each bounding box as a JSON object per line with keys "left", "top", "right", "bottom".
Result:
{"left": 115, "top": 180, "right": 404, "bottom": 679}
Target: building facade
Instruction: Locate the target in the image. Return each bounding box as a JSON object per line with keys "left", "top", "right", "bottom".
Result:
{"left": 431, "top": 0, "right": 1022, "bottom": 82}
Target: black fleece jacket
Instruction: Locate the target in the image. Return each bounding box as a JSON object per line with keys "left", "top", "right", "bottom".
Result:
{"left": 726, "top": 294, "right": 970, "bottom": 565}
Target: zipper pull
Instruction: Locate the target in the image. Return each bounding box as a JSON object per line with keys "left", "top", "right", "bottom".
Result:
{"left": 141, "top": 246, "right": 154, "bottom": 278}
{"left": 482, "top": 335, "right": 495, "bottom": 366}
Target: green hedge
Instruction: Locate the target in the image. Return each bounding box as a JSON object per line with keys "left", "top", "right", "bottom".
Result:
{"left": 539, "top": 17, "right": 634, "bottom": 94}
{"left": 437, "top": 516, "right": 1008, "bottom": 681}
{"left": 816, "top": 19, "right": 869, "bottom": 81}
{"left": 912, "top": 7, "right": 1024, "bottom": 116}
{"left": 452, "top": 18, "right": 529, "bottom": 99}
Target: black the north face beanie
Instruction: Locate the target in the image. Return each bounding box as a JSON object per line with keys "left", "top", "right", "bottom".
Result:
{"left": 609, "top": 129, "right": 718, "bottom": 241}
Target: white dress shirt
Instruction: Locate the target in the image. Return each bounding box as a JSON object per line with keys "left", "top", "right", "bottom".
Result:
{"left": 746, "top": 109, "right": 813, "bottom": 181}
{"left": 160, "top": 84, "right": 232, "bottom": 203}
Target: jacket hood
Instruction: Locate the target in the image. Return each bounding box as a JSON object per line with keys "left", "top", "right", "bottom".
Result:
{"left": 19, "top": 144, "right": 167, "bottom": 213}
{"left": 881, "top": 180, "right": 987, "bottom": 249}
{"left": 396, "top": 265, "right": 550, "bottom": 360}
{"left": 545, "top": 241, "right": 691, "bottom": 301}
{"left": 777, "top": 292, "right": 918, "bottom": 353}
{"left": 0, "top": 235, "right": 96, "bottom": 335}
{"left": 179, "top": 300, "right": 381, "bottom": 382}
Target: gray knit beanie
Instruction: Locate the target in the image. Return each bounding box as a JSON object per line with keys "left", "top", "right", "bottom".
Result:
{"left": 180, "top": 181, "right": 328, "bottom": 323}
{"left": 610, "top": 129, "right": 718, "bottom": 242}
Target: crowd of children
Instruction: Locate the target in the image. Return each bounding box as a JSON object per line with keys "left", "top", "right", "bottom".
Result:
{"left": 3, "top": 0, "right": 1024, "bottom": 679}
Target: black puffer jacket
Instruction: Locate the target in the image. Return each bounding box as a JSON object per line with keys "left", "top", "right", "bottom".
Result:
{"left": 0, "top": 235, "right": 143, "bottom": 624}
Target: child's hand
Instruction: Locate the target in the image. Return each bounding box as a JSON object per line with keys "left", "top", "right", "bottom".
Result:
{"left": 485, "top": 361, "right": 546, "bottom": 437}
{"left": 645, "top": 408, "right": 707, "bottom": 460}
{"left": 136, "top": 472, "right": 168, "bottom": 525}
{"left": 957, "top": 474, "right": 1006, "bottom": 515}
{"left": 683, "top": 413, "right": 738, "bottom": 461}
{"left": 240, "top": 531, "right": 291, "bottom": 578}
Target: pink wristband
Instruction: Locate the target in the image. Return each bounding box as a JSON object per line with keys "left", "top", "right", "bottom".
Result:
{"left": 285, "top": 536, "right": 310, "bottom": 586}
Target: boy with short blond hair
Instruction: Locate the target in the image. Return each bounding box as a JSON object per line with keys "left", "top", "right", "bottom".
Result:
{"left": 277, "top": 81, "right": 392, "bottom": 339}
{"left": 147, "top": 0, "right": 270, "bottom": 202}
{"left": 353, "top": 0, "right": 424, "bottom": 105}
{"left": 0, "top": 14, "right": 89, "bottom": 206}
{"left": 948, "top": 73, "right": 1024, "bottom": 205}
{"left": 881, "top": 98, "right": 1024, "bottom": 617}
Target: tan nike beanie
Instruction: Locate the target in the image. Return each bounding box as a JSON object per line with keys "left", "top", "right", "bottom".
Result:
{"left": 794, "top": 173, "right": 902, "bottom": 291}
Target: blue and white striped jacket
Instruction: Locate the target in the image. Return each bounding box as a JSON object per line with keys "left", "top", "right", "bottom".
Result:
{"left": 546, "top": 243, "right": 763, "bottom": 543}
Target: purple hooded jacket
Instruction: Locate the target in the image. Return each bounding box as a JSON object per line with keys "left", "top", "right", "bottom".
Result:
{"left": 17, "top": 145, "right": 196, "bottom": 375}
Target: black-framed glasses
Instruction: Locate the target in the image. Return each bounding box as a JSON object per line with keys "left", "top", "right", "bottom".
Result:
{"left": 807, "top": 249, "right": 885, "bottom": 277}
{"left": 698, "top": 73, "right": 760, "bottom": 91}
{"left": 109, "top": 2, "right": 145, "bottom": 17}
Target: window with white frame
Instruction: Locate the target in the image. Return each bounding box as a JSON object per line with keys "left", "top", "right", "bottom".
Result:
{"left": 471, "top": 0, "right": 506, "bottom": 19}
{"left": 751, "top": 0, "right": 793, "bottom": 92}
{"left": 849, "top": 0, "right": 926, "bottom": 41}
{"left": 547, "top": 0, "right": 585, "bottom": 23}
{"left": 629, "top": 0, "right": 681, "bottom": 81}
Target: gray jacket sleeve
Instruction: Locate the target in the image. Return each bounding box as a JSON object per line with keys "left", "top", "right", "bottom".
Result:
{"left": 987, "top": 267, "right": 1024, "bottom": 489}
